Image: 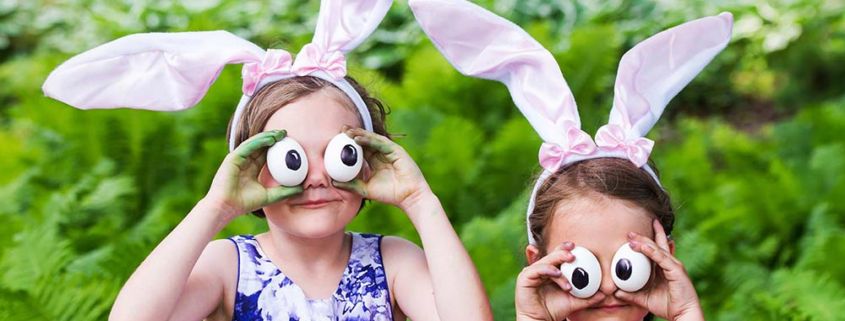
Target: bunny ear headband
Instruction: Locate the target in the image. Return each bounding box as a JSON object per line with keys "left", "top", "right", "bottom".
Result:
{"left": 42, "top": 0, "right": 393, "bottom": 152}
{"left": 409, "top": 0, "right": 733, "bottom": 245}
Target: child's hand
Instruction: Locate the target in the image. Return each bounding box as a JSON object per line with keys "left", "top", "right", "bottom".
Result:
{"left": 515, "top": 242, "right": 607, "bottom": 321}
{"left": 615, "top": 220, "right": 704, "bottom": 321}
{"left": 204, "top": 130, "right": 303, "bottom": 221}
{"left": 331, "top": 127, "right": 431, "bottom": 211}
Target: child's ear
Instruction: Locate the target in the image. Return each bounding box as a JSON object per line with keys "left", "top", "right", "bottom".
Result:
{"left": 525, "top": 244, "right": 541, "bottom": 264}
{"left": 668, "top": 239, "right": 676, "bottom": 256}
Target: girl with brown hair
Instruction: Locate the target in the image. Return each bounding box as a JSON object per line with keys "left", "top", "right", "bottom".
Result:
{"left": 42, "top": 0, "right": 493, "bottom": 319}
{"left": 410, "top": 0, "right": 733, "bottom": 319}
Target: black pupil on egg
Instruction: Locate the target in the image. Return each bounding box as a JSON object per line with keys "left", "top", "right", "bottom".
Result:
{"left": 572, "top": 267, "right": 589, "bottom": 290}
{"left": 340, "top": 144, "right": 357, "bottom": 166}
{"left": 616, "top": 259, "right": 633, "bottom": 280}
{"left": 285, "top": 150, "right": 302, "bottom": 170}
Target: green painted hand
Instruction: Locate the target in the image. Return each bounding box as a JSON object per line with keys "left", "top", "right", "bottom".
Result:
{"left": 205, "top": 130, "right": 302, "bottom": 220}
{"left": 331, "top": 127, "right": 430, "bottom": 210}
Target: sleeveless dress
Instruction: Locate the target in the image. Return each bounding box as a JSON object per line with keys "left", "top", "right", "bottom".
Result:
{"left": 227, "top": 232, "right": 393, "bottom": 321}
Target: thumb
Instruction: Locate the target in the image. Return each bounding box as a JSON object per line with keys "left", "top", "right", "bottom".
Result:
{"left": 331, "top": 179, "right": 369, "bottom": 198}
{"left": 614, "top": 290, "right": 649, "bottom": 309}
{"left": 571, "top": 292, "right": 607, "bottom": 310}
{"left": 266, "top": 186, "right": 303, "bottom": 203}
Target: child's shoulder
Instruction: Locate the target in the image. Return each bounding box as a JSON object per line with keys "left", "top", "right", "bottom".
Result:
{"left": 379, "top": 235, "right": 422, "bottom": 252}
{"left": 378, "top": 235, "right": 426, "bottom": 271}
{"left": 201, "top": 238, "right": 240, "bottom": 269}
{"left": 181, "top": 238, "right": 240, "bottom": 295}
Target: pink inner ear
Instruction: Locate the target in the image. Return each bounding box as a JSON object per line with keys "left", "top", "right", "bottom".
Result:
{"left": 409, "top": 0, "right": 582, "bottom": 146}
{"left": 311, "top": 0, "right": 393, "bottom": 53}
{"left": 43, "top": 31, "right": 266, "bottom": 112}
{"left": 608, "top": 13, "right": 733, "bottom": 136}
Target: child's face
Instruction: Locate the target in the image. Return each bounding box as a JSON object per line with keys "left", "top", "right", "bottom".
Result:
{"left": 530, "top": 192, "right": 656, "bottom": 321}
{"left": 258, "top": 89, "right": 365, "bottom": 238}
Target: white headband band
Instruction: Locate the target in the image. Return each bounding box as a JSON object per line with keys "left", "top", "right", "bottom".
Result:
{"left": 227, "top": 64, "right": 375, "bottom": 151}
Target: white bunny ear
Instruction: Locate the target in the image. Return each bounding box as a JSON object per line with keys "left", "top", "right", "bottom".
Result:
{"left": 42, "top": 30, "right": 266, "bottom": 111}
{"left": 409, "top": 0, "right": 583, "bottom": 148}
{"left": 608, "top": 12, "right": 733, "bottom": 136}
{"left": 311, "top": 0, "right": 393, "bottom": 53}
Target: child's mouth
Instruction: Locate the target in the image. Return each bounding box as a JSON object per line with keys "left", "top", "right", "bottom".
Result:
{"left": 589, "top": 303, "right": 629, "bottom": 312}
{"left": 295, "top": 199, "right": 335, "bottom": 208}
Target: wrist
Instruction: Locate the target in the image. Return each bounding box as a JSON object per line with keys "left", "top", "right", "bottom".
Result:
{"left": 398, "top": 185, "right": 440, "bottom": 219}
{"left": 196, "top": 197, "right": 242, "bottom": 225}
{"left": 516, "top": 312, "right": 550, "bottom": 321}
{"left": 673, "top": 303, "right": 705, "bottom": 321}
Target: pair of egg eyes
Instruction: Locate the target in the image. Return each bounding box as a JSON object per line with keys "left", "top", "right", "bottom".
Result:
{"left": 266, "top": 133, "right": 363, "bottom": 186}
{"left": 559, "top": 243, "right": 652, "bottom": 298}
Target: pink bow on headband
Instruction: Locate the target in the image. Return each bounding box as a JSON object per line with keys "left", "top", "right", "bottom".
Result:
{"left": 292, "top": 44, "right": 347, "bottom": 80}
{"left": 538, "top": 121, "right": 596, "bottom": 172}
{"left": 538, "top": 123, "right": 655, "bottom": 171}
{"left": 241, "top": 44, "right": 348, "bottom": 96}
{"left": 241, "top": 50, "right": 294, "bottom": 96}
{"left": 594, "top": 124, "right": 654, "bottom": 168}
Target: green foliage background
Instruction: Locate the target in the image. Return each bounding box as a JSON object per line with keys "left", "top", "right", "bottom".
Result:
{"left": 1, "top": 0, "right": 844, "bottom": 320}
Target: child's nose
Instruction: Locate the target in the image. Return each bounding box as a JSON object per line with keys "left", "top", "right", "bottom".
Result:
{"left": 598, "top": 261, "right": 619, "bottom": 295}
{"left": 301, "top": 151, "right": 330, "bottom": 189}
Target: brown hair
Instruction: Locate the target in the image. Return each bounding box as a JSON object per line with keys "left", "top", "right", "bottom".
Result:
{"left": 528, "top": 158, "right": 675, "bottom": 252}
{"left": 226, "top": 75, "right": 390, "bottom": 217}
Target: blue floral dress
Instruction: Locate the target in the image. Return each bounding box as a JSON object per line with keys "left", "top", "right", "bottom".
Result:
{"left": 228, "top": 232, "right": 393, "bottom": 321}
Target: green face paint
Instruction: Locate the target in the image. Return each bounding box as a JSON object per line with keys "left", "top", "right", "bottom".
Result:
{"left": 267, "top": 185, "right": 304, "bottom": 203}
{"left": 234, "top": 130, "right": 286, "bottom": 159}
{"left": 361, "top": 136, "right": 394, "bottom": 155}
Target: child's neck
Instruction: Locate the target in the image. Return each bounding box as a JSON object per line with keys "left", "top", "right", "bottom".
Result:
{"left": 254, "top": 225, "right": 353, "bottom": 299}
{"left": 260, "top": 228, "right": 351, "bottom": 271}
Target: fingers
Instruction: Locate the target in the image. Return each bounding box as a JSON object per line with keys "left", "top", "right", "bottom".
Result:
{"left": 344, "top": 127, "right": 396, "bottom": 156}
{"left": 232, "top": 130, "right": 286, "bottom": 162}
{"left": 518, "top": 263, "right": 564, "bottom": 289}
{"left": 552, "top": 241, "right": 577, "bottom": 252}
{"left": 575, "top": 292, "right": 608, "bottom": 309}
{"left": 613, "top": 290, "right": 649, "bottom": 309}
{"left": 266, "top": 185, "right": 303, "bottom": 203}
{"left": 529, "top": 243, "right": 578, "bottom": 291}
{"left": 628, "top": 232, "right": 685, "bottom": 280}
{"left": 331, "top": 179, "right": 369, "bottom": 198}
{"left": 535, "top": 243, "right": 576, "bottom": 267}
{"left": 243, "top": 149, "right": 268, "bottom": 178}
{"left": 653, "top": 219, "right": 671, "bottom": 252}
{"left": 518, "top": 242, "right": 577, "bottom": 289}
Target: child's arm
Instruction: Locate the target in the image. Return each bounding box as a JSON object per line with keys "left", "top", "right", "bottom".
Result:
{"left": 109, "top": 130, "right": 301, "bottom": 321}
{"left": 334, "top": 128, "right": 494, "bottom": 320}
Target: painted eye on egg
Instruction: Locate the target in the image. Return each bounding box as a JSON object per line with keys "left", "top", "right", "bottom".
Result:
{"left": 267, "top": 137, "right": 309, "bottom": 187}
{"left": 560, "top": 246, "right": 602, "bottom": 298}
{"left": 611, "top": 243, "right": 652, "bottom": 292}
{"left": 324, "top": 133, "right": 363, "bottom": 182}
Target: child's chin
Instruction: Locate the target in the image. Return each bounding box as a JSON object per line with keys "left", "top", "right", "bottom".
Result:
{"left": 282, "top": 205, "right": 357, "bottom": 238}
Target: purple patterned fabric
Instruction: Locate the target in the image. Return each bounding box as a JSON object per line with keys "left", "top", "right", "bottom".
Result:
{"left": 228, "top": 233, "right": 392, "bottom": 321}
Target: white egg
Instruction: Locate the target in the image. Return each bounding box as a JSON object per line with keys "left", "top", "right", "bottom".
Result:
{"left": 324, "top": 133, "right": 363, "bottom": 182}
{"left": 267, "top": 137, "right": 309, "bottom": 186}
{"left": 611, "top": 243, "right": 652, "bottom": 292}
{"left": 560, "top": 246, "right": 602, "bottom": 298}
